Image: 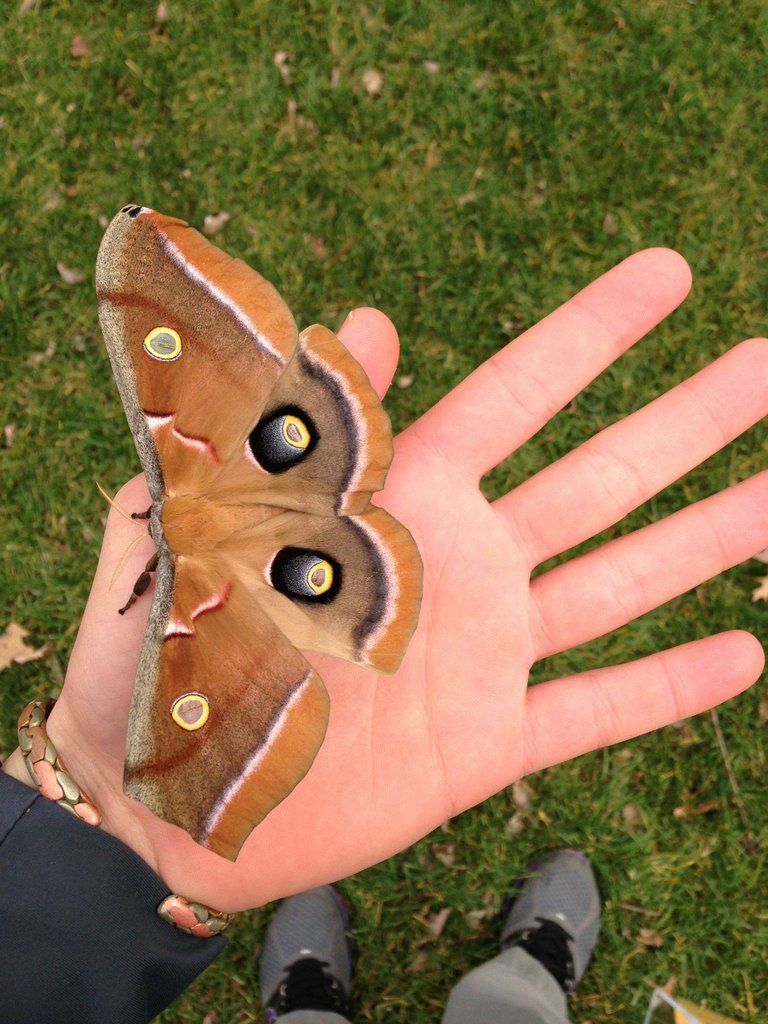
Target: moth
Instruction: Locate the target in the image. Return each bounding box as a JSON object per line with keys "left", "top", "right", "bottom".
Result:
{"left": 96, "top": 206, "right": 422, "bottom": 860}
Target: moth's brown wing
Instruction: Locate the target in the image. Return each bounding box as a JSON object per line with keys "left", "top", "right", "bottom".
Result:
{"left": 218, "top": 505, "right": 422, "bottom": 673}
{"left": 124, "top": 553, "right": 329, "bottom": 861}
{"left": 207, "top": 324, "right": 393, "bottom": 515}
{"left": 96, "top": 206, "right": 298, "bottom": 500}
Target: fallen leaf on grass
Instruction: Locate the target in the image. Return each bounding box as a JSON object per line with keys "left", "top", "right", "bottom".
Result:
{"left": 752, "top": 575, "right": 768, "bottom": 601}
{"left": 19, "top": 0, "right": 40, "bottom": 12}
{"left": 274, "top": 51, "right": 293, "bottom": 86}
{"left": 423, "top": 60, "right": 440, "bottom": 74}
{"left": 396, "top": 374, "right": 413, "bottom": 389}
{"left": 409, "top": 950, "right": 428, "bottom": 973}
{"left": 4, "top": 424, "right": 15, "bottom": 447}
{"left": 203, "top": 212, "right": 231, "bottom": 236}
{"left": 622, "top": 804, "right": 642, "bottom": 828}
{"left": 0, "top": 624, "right": 46, "bottom": 671}
{"left": 27, "top": 340, "right": 56, "bottom": 366}
{"left": 602, "top": 211, "right": 618, "bottom": 235}
{"left": 424, "top": 907, "right": 451, "bottom": 938}
{"left": 672, "top": 799, "right": 720, "bottom": 819}
{"left": 56, "top": 262, "right": 86, "bottom": 285}
{"left": 513, "top": 779, "right": 533, "bottom": 809}
{"left": 759, "top": 698, "right": 768, "bottom": 722}
{"left": 70, "top": 35, "right": 90, "bottom": 58}
{"left": 308, "top": 236, "right": 329, "bottom": 259}
{"left": 431, "top": 842, "right": 455, "bottom": 867}
{"left": 638, "top": 928, "right": 663, "bottom": 948}
{"left": 465, "top": 891, "right": 496, "bottom": 930}
{"left": 201, "top": 1012, "right": 218, "bottom": 1024}
{"left": 155, "top": 1, "right": 169, "bottom": 24}
{"left": 505, "top": 812, "right": 525, "bottom": 836}
{"left": 363, "top": 68, "right": 383, "bottom": 95}
{"left": 614, "top": 901, "right": 661, "bottom": 919}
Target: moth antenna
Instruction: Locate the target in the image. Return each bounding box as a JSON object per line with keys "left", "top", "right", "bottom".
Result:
{"left": 94, "top": 479, "right": 134, "bottom": 522}
{"left": 109, "top": 533, "right": 148, "bottom": 591}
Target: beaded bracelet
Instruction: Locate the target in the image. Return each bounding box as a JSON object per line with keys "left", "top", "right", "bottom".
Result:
{"left": 14, "top": 698, "right": 234, "bottom": 939}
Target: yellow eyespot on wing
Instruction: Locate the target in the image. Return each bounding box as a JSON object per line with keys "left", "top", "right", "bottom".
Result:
{"left": 171, "top": 693, "right": 210, "bottom": 731}
{"left": 281, "top": 414, "right": 310, "bottom": 450}
{"left": 144, "top": 326, "right": 182, "bottom": 361}
{"left": 306, "top": 558, "right": 333, "bottom": 596}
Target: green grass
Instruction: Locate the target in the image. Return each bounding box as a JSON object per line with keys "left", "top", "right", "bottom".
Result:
{"left": 2, "top": 1, "right": 767, "bottom": 1020}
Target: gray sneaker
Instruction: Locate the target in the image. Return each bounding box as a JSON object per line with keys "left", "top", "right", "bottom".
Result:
{"left": 260, "top": 885, "right": 354, "bottom": 1022}
{"left": 501, "top": 850, "right": 601, "bottom": 993}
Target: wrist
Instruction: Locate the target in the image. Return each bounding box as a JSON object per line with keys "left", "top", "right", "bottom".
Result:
{"left": 2, "top": 746, "right": 33, "bottom": 787}
{"left": 44, "top": 702, "right": 159, "bottom": 873}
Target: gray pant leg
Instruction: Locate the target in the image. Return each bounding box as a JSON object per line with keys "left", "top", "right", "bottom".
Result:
{"left": 442, "top": 947, "right": 569, "bottom": 1024}
{"left": 277, "top": 1013, "right": 351, "bottom": 1024}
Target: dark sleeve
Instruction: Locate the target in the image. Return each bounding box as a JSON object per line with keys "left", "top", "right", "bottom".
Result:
{"left": 0, "top": 771, "right": 225, "bottom": 1024}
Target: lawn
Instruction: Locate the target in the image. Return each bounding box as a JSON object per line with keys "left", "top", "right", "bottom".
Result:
{"left": 1, "top": 1, "right": 767, "bottom": 1021}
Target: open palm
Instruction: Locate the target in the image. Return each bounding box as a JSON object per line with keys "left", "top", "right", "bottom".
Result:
{"left": 51, "top": 248, "right": 768, "bottom": 912}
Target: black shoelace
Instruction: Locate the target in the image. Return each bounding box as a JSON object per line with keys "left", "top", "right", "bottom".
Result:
{"left": 510, "top": 917, "right": 576, "bottom": 992}
{"left": 271, "top": 957, "right": 350, "bottom": 1014}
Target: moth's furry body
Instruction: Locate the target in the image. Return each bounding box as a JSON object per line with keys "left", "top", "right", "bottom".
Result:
{"left": 96, "top": 206, "right": 422, "bottom": 859}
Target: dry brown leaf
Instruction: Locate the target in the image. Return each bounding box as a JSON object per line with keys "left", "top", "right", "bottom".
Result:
{"left": 20, "top": 0, "right": 40, "bottom": 13}
{"left": 602, "top": 211, "right": 618, "bottom": 235}
{"left": 425, "top": 907, "right": 451, "bottom": 938}
{"left": 614, "top": 901, "right": 661, "bottom": 919}
{"left": 638, "top": 928, "right": 663, "bottom": 948}
{"left": 505, "top": 811, "right": 525, "bottom": 837}
{"left": 201, "top": 1013, "right": 218, "bottom": 1024}
{"left": 309, "top": 236, "right": 329, "bottom": 259}
{"left": 622, "top": 804, "right": 641, "bottom": 828}
{"left": 56, "top": 261, "right": 86, "bottom": 285}
{"left": 155, "top": 1, "right": 170, "bottom": 24}
{"left": 363, "top": 68, "right": 383, "bottom": 95}
{"left": 27, "top": 340, "right": 56, "bottom": 366}
{"left": 203, "top": 212, "right": 231, "bottom": 236}
{"left": 431, "top": 842, "right": 455, "bottom": 867}
{"left": 423, "top": 60, "right": 440, "bottom": 74}
{"left": 274, "top": 51, "right": 293, "bottom": 86}
{"left": 759, "top": 698, "right": 768, "bottom": 722}
{"left": 409, "top": 950, "right": 428, "bottom": 973}
{"left": 465, "top": 892, "right": 495, "bottom": 930}
{"left": 512, "top": 779, "right": 533, "bottom": 810}
{"left": 70, "top": 35, "right": 90, "bottom": 58}
{"left": 672, "top": 799, "right": 719, "bottom": 819}
{"left": 330, "top": 67, "right": 341, "bottom": 88}
{"left": 0, "top": 623, "right": 46, "bottom": 671}
{"left": 4, "top": 424, "right": 15, "bottom": 448}
{"left": 752, "top": 575, "right": 768, "bottom": 601}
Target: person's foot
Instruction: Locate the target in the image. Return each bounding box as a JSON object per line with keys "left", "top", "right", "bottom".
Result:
{"left": 260, "top": 885, "right": 354, "bottom": 1021}
{"left": 501, "top": 849, "right": 600, "bottom": 994}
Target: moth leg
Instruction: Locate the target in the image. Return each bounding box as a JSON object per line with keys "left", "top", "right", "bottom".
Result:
{"left": 118, "top": 550, "right": 160, "bottom": 616}
{"left": 130, "top": 506, "right": 152, "bottom": 521}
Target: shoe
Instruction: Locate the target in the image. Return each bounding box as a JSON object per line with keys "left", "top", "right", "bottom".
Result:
{"left": 260, "top": 885, "right": 354, "bottom": 1021}
{"left": 501, "top": 849, "right": 600, "bottom": 993}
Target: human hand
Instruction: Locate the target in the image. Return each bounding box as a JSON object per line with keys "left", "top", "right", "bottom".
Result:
{"left": 41, "top": 249, "right": 768, "bottom": 911}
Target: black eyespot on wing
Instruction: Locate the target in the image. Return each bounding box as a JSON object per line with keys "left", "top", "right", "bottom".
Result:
{"left": 249, "top": 406, "right": 317, "bottom": 473}
{"left": 270, "top": 548, "right": 341, "bottom": 603}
